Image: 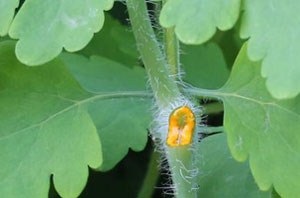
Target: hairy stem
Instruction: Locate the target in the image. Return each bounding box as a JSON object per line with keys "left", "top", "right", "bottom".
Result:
{"left": 127, "top": 1, "right": 197, "bottom": 197}
{"left": 126, "top": 0, "right": 180, "bottom": 107}
{"left": 167, "top": 147, "right": 198, "bottom": 197}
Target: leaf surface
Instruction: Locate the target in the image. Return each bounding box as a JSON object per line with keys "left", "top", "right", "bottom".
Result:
{"left": 80, "top": 14, "right": 139, "bottom": 67}
{"left": 0, "top": 0, "right": 18, "bottom": 36}
{"left": 240, "top": 0, "right": 300, "bottom": 98}
{"left": 0, "top": 41, "right": 101, "bottom": 198}
{"left": 160, "top": 0, "right": 240, "bottom": 44}
{"left": 181, "top": 43, "right": 229, "bottom": 89}
{"left": 61, "top": 53, "right": 151, "bottom": 171}
{"left": 0, "top": 41, "right": 150, "bottom": 197}
{"left": 211, "top": 44, "right": 300, "bottom": 197}
{"left": 196, "top": 134, "right": 271, "bottom": 197}
{"left": 8, "top": 0, "right": 114, "bottom": 65}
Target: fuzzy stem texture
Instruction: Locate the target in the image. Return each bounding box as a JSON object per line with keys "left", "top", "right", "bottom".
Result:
{"left": 126, "top": 0, "right": 180, "bottom": 107}
{"left": 167, "top": 147, "right": 198, "bottom": 197}
{"left": 127, "top": 1, "right": 197, "bottom": 197}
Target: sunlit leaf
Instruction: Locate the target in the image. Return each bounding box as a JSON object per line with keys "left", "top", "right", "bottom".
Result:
{"left": 9, "top": 0, "right": 114, "bottom": 65}
{"left": 0, "top": 0, "right": 18, "bottom": 36}
{"left": 240, "top": 0, "right": 300, "bottom": 99}
{"left": 160, "top": 0, "right": 240, "bottom": 44}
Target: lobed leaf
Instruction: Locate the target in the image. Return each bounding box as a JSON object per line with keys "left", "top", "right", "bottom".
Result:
{"left": 240, "top": 0, "right": 300, "bottom": 99}
{"left": 8, "top": 0, "right": 114, "bottom": 65}
{"left": 160, "top": 0, "right": 241, "bottom": 44}
{"left": 217, "top": 44, "right": 300, "bottom": 197}
{"left": 0, "top": 41, "right": 101, "bottom": 198}
{"left": 61, "top": 53, "right": 151, "bottom": 171}
{"left": 0, "top": 41, "right": 151, "bottom": 197}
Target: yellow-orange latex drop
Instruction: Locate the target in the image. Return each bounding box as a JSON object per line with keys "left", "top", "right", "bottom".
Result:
{"left": 166, "top": 106, "right": 196, "bottom": 147}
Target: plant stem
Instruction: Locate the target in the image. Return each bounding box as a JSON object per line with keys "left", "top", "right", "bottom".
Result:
{"left": 203, "top": 126, "right": 224, "bottom": 133}
{"left": 137, "top": 151, "right": 160, "bottom": 198}
{"left": 127, "top": 1, "right": 197, "bottom": 197}
{"left": 160, "top": 2, "right": 197, "bottom": 196}
{"left": 167, "top": 147, "right": 198, "bottom": 197}
{"left": 162, "top": 0, "right": 180, "bottom": 76}
{"left": 188, "top": 87, "right": 222, "bottom": 99}
{"left": 163, "top": 26, "right": 180, "bottom": 77}
{"left": 126, "top": 0, "right": 181, "bottom": 108}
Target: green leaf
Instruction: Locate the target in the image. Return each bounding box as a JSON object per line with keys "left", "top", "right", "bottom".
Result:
{"left": 60, "top": 54, "right": 146, "bottom": 93}
{"left": 0, "top": 41, "right": 102, "bottom": 198}
{"left": 0, "top": 0, "right": 18, "bottom": 36}
{"left": 60, "top": 53, "right": 151, "bottom": 171}
{"left": 240, "top": 0, "right": 300, "bottom": 99}
{"left": 88, "top": 99, "right": 151, "bottom": 171}
{"left": 196, "top": 134, "right": 271, "bottom": 197}
{"left": 79, "top": 14, "right": 139, "bottom": 67}
{"left": 0, "top": 40, "right": 150, "bottom": 197}
{"left": 214, "top": 44, "right": 300, "bottom": 197}
{"left": 8, "top": 0, "right": 114, "bottom": 65}
{"left": 159, "top": 0, "right": 241, "bottom": 44}
{"left": 181, "top": 43, "right": 229, "bottom": 89}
